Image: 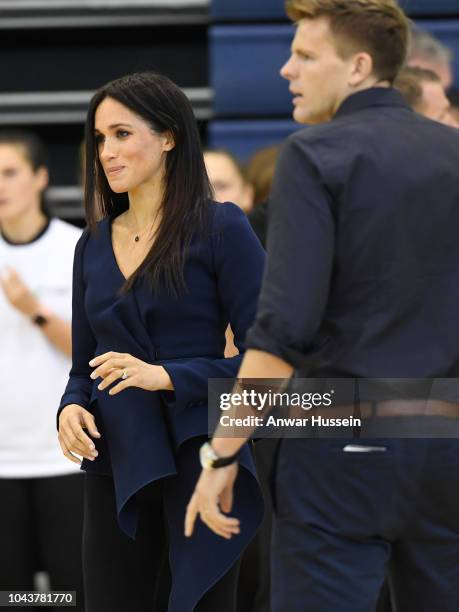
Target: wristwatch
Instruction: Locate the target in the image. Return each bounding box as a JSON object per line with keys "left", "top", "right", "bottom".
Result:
{"left": 199, "top": 442, "right": 239, "bottom": 470}
{"left": 31, "top": 306, "right": 53, "bottom": 327}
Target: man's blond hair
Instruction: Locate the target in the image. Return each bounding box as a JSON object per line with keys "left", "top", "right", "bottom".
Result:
{"left": 285, "top": 0, "right": 410, "bottom": 83}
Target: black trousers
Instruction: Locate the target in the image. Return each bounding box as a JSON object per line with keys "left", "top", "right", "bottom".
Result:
{"left": 0, "top": 473, "right": 85, "bottom": 611}
{"left": 83, "top": 472, "right": 240, "bottom": 612}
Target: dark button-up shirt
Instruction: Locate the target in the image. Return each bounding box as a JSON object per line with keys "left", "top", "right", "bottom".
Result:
{"left": 246, "top": 87, "right": 459, "bottom": 378}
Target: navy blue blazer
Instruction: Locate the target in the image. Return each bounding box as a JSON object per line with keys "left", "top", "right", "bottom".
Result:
{"left": 58, "top": 202, "right": 265, "bottom": 612}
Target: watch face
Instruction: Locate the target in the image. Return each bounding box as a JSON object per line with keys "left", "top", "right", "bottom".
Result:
{"left": 200, "top": 442, "right": 216, "bottom": 470}
{"left": 33, "top": 314, "right": 48, "bottom": 327}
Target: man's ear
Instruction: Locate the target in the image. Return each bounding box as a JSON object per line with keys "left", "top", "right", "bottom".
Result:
{"left": 348, "top": 52, "right": 374, "bottom": 87}
{"left": 162, "top": 131, "right": 175, "bottom": 152}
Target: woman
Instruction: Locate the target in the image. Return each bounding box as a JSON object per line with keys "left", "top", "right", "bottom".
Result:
{"left": 0, "top": 131, "right": 84, "bottom": 607}
{"left": 203, "top": 149, "right": 254, "bottom": 214}
{"left": 57, "top": 72, "right": 265, "bottom": 612}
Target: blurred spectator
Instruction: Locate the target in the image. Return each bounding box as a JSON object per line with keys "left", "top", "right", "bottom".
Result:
{"left": 448, "top": 89, "right": 459, "bottom": 124}
{"left": 204, "top": 149, "right": 254, "bottom": 213}
{"left": 246, "top": 145, "right": 282, "bottom": 248}
{"left": 245, "top": 145, "right": 281, "bottom": 207}
{"left": 407, "top": 28, "right": 454, "bottom": 90}
{"left": 0, "top": 131, "right": 84, "bottom": 609}
{"left": 394, "top": 66, "right": 458, "bottom": 127}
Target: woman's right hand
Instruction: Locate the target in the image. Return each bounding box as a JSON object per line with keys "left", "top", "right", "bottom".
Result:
{"left": 58, "top": 404, "right": 101, "bottom": 464}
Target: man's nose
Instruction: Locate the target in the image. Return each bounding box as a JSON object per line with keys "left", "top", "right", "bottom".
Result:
{"left": 280, "top": 55, "right": 295, "bottom": 80}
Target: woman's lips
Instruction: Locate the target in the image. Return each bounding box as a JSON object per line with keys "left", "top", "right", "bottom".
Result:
{"left": 107, "top": 166, "right": 125, "bottom": 176}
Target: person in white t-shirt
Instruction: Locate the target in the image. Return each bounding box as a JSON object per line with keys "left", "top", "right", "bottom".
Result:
{"left": 0, "top": 131, "right": 84, "bottom": 610}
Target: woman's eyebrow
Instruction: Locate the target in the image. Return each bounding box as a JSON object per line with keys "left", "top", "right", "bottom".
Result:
{"left": 94, "top": 123, "right": 134, "bottom": 133}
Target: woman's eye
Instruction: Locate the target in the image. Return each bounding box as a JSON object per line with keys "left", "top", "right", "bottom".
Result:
{"left": 4, "top": 168, "right": 18, "bottom": 177}
{"left": 95, "top": 134, "right": 105, "bottom": 145}
{"left": 117, "top": 130, "right": 130, "bottom": 138}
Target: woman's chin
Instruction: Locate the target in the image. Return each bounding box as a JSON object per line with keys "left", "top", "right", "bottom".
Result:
{"left": 109, "top": 184, "right": 129, "bottom": 194}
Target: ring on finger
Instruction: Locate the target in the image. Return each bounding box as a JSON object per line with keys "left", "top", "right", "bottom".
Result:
{"left": 121, "top": 369, "right": 129, "bottom": 380}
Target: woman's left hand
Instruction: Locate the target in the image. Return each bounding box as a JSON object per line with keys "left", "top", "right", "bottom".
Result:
{"left": 89, "top": 351, "right": 173, "bottom": 395}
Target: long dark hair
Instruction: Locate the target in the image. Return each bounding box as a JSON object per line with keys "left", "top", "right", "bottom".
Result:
{"left": 85, "top": 72, "right": 212, "bottom": 295}
{"left": 0, "top": 130, "right": 50, "bottom": 218}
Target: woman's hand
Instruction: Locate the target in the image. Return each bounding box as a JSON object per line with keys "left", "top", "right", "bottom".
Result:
{"left": 0, "top": 267, "right": 40, "bottom": 317}
{"left": 89, "top": 351, "right": 173, "bottom": 395}
{"left": 58, "top": 404, "right": 101, "bottom": 464}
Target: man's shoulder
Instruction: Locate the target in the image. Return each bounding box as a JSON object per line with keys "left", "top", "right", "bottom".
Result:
{"left": 284, "top": 120, "right": 354, "bottom": 155}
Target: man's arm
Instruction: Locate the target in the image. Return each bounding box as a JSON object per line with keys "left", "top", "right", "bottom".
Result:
{"left": 211, "top": 349, "right": 294, "bottom": 458}
{"left": 185, "top": 134, "right": 336, "bottom": 538}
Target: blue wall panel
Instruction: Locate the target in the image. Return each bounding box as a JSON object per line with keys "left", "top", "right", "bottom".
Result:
{"left": 210, "top": 25, "right": 294, "bottom": 116}
{"left": 210, "top": 0, "right": 459, "bottom": 21}
{"left": 211, "top": 0, "right": 285, "bottom": 22}
{"left": 208, "top": 119, "right": 300, "bottom": 161}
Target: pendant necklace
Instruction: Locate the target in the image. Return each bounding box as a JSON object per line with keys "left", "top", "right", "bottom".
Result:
{"left": 130, "top": 209, "right": 160, "bottom": 244}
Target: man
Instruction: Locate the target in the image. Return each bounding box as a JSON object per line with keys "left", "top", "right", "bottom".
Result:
{"left": 407, "top": 28, "right": 454, "bottom": 92}
{"left": 395, "top": 66, "right": 458, "bottom": 127}
{"left": 186, "top": 1, "right": 459, "bottom": 611}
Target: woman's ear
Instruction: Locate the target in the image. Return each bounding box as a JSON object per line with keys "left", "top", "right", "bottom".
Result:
{"left": 162, "top": 131, "right": 175, "bottom": 152}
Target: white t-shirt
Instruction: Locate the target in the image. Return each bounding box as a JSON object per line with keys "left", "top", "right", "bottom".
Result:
{"left": 0, "top": 218, "right": 82, "bottom": 477}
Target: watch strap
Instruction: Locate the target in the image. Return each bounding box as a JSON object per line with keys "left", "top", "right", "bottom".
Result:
{"left": 200, "top": 442, "right": 239, "bottom": 470}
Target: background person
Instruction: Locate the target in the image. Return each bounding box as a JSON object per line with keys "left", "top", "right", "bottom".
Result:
{"left": 204, "top": 149, "right": 255, "bottom": 213}
{"left": 407, "top": 28, "right": 454, "bottom": 92}
{"left": 246, "top": 145, "right": 281, "bottom": 249}
{"left": 0, "top": 131, "right": 84, "bottom": 610}
{"left": 394, "top": 66, "right": 458, "bottom": 126}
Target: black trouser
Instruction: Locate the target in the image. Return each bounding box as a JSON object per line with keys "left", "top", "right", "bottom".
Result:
{"left": 83, "top": 472, "right": 240, "bottom": 612}
{"left": 0, "top": 473, "right": 85, "bottom": 611}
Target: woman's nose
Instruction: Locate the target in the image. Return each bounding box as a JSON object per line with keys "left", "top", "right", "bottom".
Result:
{"left": 100, "top": 139, "right": 118, "bottom": 161}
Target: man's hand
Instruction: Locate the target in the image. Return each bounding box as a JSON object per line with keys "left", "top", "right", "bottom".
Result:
{"left": 89, "top": 351, "right": 173, "bottom": 395}
{"left": 0, "top": 267, "right": 40, "bottom": 317}
{"left": 58, "top": 404, "right": 101, "bottom": 464}
{"left": 185, "top": 463, "right": 240, "bottom": 539}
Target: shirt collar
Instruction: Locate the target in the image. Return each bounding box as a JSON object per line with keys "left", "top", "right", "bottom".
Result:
{"left": 334, "top": 87, "right": 410, "bottom": 119}
{"left": 0, "top": 217, "right": 51, "bottom": 246}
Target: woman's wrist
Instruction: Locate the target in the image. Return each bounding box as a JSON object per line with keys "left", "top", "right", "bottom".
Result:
{"left": 153, "top": 365, "right": 174, "bottom": 391}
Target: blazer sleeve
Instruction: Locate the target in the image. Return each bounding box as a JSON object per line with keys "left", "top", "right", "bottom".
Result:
{"left": 56, "top": 229, "right": 97, "bottom": 429}
{"left": 161, "top": 203, "right": 265, "bottom": 411}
